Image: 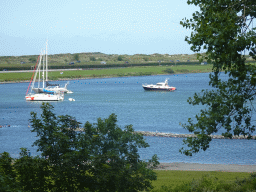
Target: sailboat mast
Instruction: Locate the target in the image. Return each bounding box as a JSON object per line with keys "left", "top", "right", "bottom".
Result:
{"left": 26, "top": 54, "right": 41, "bottom": 95}
{"left": 38, "top": 56, "right": 40, "bottom": 88}
{"left": 42, "top": 49, "right": 45, "bottom": 88}
{"left": 46, "top": 40, "right": 48, "bottom": 82}
{"left": 32, "top": 51, "right": 42, "bottom": 89}
{"left": 38, "top": 51, "right": 42, "bottom": 88}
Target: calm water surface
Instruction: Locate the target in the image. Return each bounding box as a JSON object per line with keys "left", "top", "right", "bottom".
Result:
{"left": 1, "top": 73, "right": 256, "bottom": 164}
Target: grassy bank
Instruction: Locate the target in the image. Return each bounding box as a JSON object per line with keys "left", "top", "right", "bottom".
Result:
{"left": 0, "top": 52, "right": 202, "bottom": 70}
{"left": 152, "top": 170, "right": 251, "bottom": 191}
{"left": 0, "top": 64, "right": 212, "bottom": 82}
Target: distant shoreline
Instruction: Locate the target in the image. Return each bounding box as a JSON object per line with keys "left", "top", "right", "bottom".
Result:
{"left": 0, "top": 76, "right": 119, "bottom": 84}
{"left": 0, "top": 70, "right": 211, "bottom": 84}
{"left": 0, "top": 74, "right": 172, "bottom": 84}
{"left": 0, "top": 76, "right": 111, "bottom": 84}
{"left": 155, "top": 162, "right": 256, "bottom": 172}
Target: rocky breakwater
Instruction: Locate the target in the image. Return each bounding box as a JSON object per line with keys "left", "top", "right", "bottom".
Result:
{"left": 70, "top": 128, "right": 255, "bottom": 140}
{"left": 135, "top": 131, "right": 256, "bottom": 140}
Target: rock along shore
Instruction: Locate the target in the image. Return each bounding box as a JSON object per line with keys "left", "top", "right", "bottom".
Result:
{"left": 71, "top": 128, "right": 255, "bottom": 140}
{"left": 135, "top": 131, "right": 256, "bottom": 139}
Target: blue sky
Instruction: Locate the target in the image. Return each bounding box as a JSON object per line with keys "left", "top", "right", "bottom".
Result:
{"left": 0, "top": 0, "right": 198, "bottom": 56}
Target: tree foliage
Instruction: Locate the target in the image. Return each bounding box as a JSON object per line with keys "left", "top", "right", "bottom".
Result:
{"left": 180, "top": 0, "right": 256, "bottom": 156}
{"left": 73, "top": 53, "right": 79, "bottom": 61}
{"left": 90, "top": 56, "right": 96, "bottom": 61}
{"left": 118, "top": 55, "right": 123, "bottom": 61}
{"left": 29, "top": 57, "right": 37, "bottom": 63}
{"left": 14, "top": 148, "right": 50, "bottom": 191}
{"left": 26, "top": 102, "right": 158, "bottom": 191}
{"left": 0, "top": 152, "right": 19, "bottom": 192}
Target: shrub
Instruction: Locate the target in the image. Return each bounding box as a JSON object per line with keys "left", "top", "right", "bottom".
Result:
{"left": 163, "top": 68, "right": 174, "bottom": 74}
{"left": 177, "top": 69, "right": 189, "bottom": 73}
{"left": 29, "top": 57, "right": 37, "bottom": 63}
{"left": 73, "top": 54, "right": 79, "bottom": 61}
{"left": 118, "top": 56, "right": 123, "bottom": 61}
{"left": 90, "top": 56, "right": 96, "bottom": 61}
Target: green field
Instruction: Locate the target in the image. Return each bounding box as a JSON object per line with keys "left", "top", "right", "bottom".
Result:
{"left": 151, "top": 170, "right": 251, "bottom": 191}
{"left": 1, "top": 51, "right": 254, "bottom": 71}
{"left": 0, "top": 65, "right": 213, "bottom": 82}
{"left": 0, "top": 52, "right": 201, "bottom": 68}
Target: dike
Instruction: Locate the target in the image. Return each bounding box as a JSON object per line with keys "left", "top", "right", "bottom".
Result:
{"left": 135, "top": 131, "right": 256, "bottom": 139}
{"left": 71, "top": 128, "right": 255, "bottom": 139}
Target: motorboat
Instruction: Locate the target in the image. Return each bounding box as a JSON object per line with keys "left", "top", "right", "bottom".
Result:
{"left": 142, "top": 78, "right": 176, "bottom": 91}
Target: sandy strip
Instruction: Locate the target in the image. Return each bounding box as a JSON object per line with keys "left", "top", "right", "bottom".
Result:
{"left": 155, "top": 163, "right": 256, "bottom": 172}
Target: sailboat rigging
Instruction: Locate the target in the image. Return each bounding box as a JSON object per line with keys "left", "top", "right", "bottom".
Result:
{"left": 33, "top": 41, "right": 71, "bottom": 94}
{"left": 25, "top": 42, "right": 65, "bottom": 101}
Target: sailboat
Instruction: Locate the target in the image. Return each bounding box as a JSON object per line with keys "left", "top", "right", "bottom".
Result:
{"left": 25, "top": 42, "right": 64, "bottom": 101}
{"left": 31, "top": 41, "right": 71, "bottom": 94}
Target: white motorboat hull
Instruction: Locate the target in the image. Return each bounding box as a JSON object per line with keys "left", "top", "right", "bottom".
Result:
{"left": 142, "top": 86, "right": 176, "bottom": 91}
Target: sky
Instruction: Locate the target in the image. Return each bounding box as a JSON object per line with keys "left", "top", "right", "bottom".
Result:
{"left": 0, "top": 0, "right": 199, "bottom": 56}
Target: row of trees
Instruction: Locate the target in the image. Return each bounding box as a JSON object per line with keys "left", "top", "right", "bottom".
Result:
{"left": 0, "top": 103, "right": 159, "bottom": 191}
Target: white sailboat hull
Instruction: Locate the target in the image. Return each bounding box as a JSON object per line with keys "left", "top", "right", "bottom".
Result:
{"left": 25, "top": 93, "right": 64, "bottom": 101}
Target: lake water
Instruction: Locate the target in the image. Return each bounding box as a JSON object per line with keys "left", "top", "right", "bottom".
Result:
{"left": 1, "top": 73, "right": 256, "bottom": 165}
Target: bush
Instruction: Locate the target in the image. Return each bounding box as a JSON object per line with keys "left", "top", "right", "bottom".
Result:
{"left": 177, "top": 69, "right": 189, "bottom": 73}
{"left": 118, "top": 55, "right": 123, "bottom": 61}
{"left": 73, "top": 53, "right": 79, "bottom": 61}
{"left": 90, "top": 56, "right": 96, "bottom": 61}
{"left": 163, "top": 68, "right": 174, "bottom": 74}
{"left": 0, "top": 152, "right": 19, "bottom": 191}
{"left": 29, "top": 57, "right": 37, "bottom": 63}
